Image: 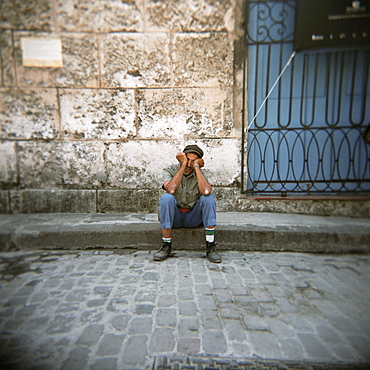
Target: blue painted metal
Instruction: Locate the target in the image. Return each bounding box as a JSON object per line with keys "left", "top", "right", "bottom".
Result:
{"left": 244, "top": 0, "right": 370, "bottom": 194}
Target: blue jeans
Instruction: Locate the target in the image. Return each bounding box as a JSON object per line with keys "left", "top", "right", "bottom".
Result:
{"left": 159, "top": 193, "right": 217, "bottom": 230}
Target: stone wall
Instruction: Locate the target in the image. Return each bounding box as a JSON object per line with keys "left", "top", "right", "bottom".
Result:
{"left": 0, "top": 0, "right": 245, "bottom": 213}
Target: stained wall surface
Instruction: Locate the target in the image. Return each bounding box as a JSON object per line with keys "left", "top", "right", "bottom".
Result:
{"left": 0, "top": 0, "right": 245, "bottom": 213}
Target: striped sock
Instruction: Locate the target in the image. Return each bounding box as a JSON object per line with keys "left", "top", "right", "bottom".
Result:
{"left": 205, "top": 227, "right": 215, "bottom": 243}
{"left": 162, "top": 237, "right": 172, "bottom": 244}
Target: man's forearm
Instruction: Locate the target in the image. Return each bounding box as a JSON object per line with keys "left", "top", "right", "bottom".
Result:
{"left": 164, "top": 163, "right": 187, "bottom": 194}
{"left": 194, "top": 166, "right": 212, "bottom": 195}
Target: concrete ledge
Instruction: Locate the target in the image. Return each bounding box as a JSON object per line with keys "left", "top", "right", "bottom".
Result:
{"left": 0, "top": 212, "right": 369, "bottom": 253}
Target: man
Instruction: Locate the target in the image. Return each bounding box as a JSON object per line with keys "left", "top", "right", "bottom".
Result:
{"left": 154, "top": 144, "right": 222, "bottom": 263}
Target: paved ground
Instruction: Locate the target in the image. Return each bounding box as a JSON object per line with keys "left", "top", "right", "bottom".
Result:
{"left": 0, "top": 249, "right": 369, "bottom": 369}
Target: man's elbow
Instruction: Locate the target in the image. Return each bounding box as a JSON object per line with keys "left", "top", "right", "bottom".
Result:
{"left": 167, "top": 188, "right": 175, "bottom": 195}
{"left": 202, "top": 188, "right": 212, "bottom": 195}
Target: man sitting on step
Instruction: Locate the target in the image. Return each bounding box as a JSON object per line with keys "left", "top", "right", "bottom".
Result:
{"left": 153, "top": 144, "right": 222, "bottom": 263}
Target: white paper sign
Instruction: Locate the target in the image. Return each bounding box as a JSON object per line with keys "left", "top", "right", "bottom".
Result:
{"left": 21, "top": 37, "right": 63, "bottom": 68}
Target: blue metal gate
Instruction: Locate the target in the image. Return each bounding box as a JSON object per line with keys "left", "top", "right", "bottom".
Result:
{"left": 243, "top": 0, "right": 370, "bottom": 194}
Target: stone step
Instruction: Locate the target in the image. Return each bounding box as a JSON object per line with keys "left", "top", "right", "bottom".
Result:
{"left": 0, "top": 212, "right": 369, "bottom": 253}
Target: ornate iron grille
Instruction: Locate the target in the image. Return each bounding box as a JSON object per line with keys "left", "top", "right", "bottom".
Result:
{"left": 242, "top": 0, "right": 370, "bottom": 194}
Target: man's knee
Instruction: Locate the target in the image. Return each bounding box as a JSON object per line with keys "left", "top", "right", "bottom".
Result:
{"left": 199, "top": 194, "right": 215, "bottom": 206}
{"left": 160, "top": 193, "right": 176, "bottom": 207}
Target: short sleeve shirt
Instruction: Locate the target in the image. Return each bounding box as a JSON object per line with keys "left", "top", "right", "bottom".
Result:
{"left": 162, "top": 164, "right": 208, "bottom": 210}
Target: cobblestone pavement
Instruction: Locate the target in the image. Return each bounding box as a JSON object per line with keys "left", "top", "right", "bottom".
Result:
{"left": 153, "top": 356, "right": 370, "bottom": 369}
{"left": 0, "top": 250, "right": 369, "bottom": 370}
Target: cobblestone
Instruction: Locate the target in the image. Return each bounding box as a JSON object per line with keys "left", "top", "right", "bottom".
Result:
{"left": 0, "top": 250, "right": 369, "bottom": 369}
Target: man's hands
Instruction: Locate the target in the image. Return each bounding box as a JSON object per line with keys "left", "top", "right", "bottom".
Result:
{"left": 176, "top": 152, "right": 188, "bottom": 165}
{"left": 194, "top": 157, "right": 204, "bottom": 168}
{"left": 176, "top": 152, "right": 205, "bottom": 168}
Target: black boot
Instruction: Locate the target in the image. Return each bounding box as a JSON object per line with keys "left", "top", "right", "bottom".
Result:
{"left": 206, "top": 241, "right": 222, "bottom": 263}
{"left": 153, "top": 241, "right": 172, "bottom": 261}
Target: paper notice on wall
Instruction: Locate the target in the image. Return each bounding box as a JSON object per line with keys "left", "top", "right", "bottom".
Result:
{"left": 21, "top": 38, "right": 63, "bottom": 68}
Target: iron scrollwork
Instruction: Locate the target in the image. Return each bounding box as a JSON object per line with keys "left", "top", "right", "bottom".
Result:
{"left": 244, "top": 0, "right": 370, "bottom": 194}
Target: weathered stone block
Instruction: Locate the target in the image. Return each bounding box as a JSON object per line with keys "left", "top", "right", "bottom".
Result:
{"left": 0, "top": 30, "right": 15, "bottom": 86}
{"left": 17, "top": 141, "right": 106, "bottom": 188}
{"left": 173, "top": 33, "right": 234, "bottom": 87}
{"left": 98, "top": 189, "right": 161, "bottom": 213}
{"left": 0, "top": 141, "right": 17, "bottom": 184}
{"left": 146, "top": 0, "right": 235, "bottom": 32}
{"left": 104, "top": 140, "right": 181, "bottom": 188}
{"left": 237, "top": 197, "right": 370, "bottom": 218}
{"left": 14, "top": 32, "right": 99, "bottom": 87}
{"left": 0, "top": 88, "right": 58, "bottom": 140}
{"left": 56, "top": 0, "right": 142, "bottom": 32}
{"left": 17, "top": 141, "right": 64, "bottom": 188}
{"left": 100, "top": 33, "right": 171, "bottom": 88}
{"left": 60, "top": 89, "right": 136, "bottom": 140}
{"left": 0, "top": 190, "right": 10, "bottom": 213}
{"left": 213, "top": 187, "right": 240, "bottom": 211}
{"left": 198, "top": 138, "right": 241, "bottom": 186}
{"left": 0, "top": 0, "right": 51, "bottom": 31}
{"left": 10, "top": 189, "right": 96, "bottom": 213}
{"left": 61, "top": 141, "right": 107, "bottom": 188}
{"left": 137, "top": 88, "right": 233, "bottom": 139}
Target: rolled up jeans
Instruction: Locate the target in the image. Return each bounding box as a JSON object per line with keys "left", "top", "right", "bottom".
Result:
{"left": 159, "top": 193, "right": 217, "bottom": 230}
